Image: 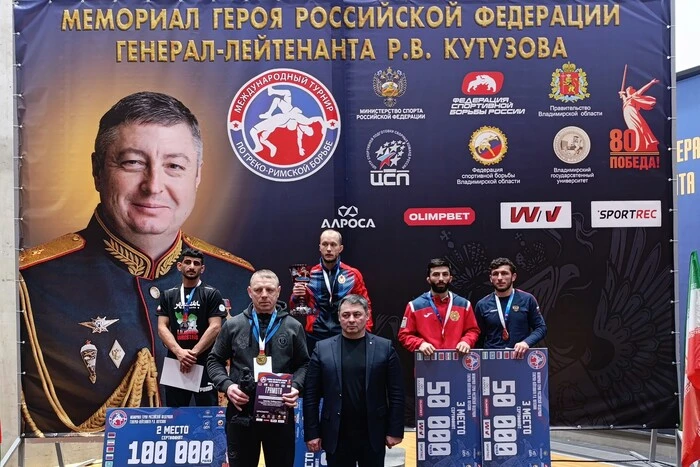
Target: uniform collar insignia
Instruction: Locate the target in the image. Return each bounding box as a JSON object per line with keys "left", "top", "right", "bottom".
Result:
{"left": 95, "top": 209, "right": 182, "bottom": 279}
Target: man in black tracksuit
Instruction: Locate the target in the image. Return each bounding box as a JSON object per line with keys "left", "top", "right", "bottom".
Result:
{"left": 207, "top": 269, "right": 309, "bottom": 467}
{"left": 157, "top": 247, "right": 226, "bottom": 407}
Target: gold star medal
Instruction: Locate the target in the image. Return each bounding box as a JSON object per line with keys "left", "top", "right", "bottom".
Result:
{"left": 256, "top": 352, "right": 267, "bottom": 365}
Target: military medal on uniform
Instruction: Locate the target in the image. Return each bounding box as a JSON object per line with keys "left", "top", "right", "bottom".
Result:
{"left": 80, "top": 340, "right": 98, "bottom": 384}
{"left": 495, "top": 291, "right": 515, "bottom": 343}
{"left": 251, "top": 308, "right": 282, "bottom": 380}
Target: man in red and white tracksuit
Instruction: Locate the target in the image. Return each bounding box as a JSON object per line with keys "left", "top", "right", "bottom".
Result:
{"left": 398, "top": 258, "right": 479, "bottom": 355}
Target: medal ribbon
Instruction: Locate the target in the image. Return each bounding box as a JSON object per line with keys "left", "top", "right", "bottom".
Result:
{"left": 179, "top": 280, "right": 202, "bottom": 317}
{"left": 427, "top": 291, "right": 453, "bottom": 338}
{"left": 494, "top": 290, "right": 515, "bottom": 337}
{"left": 251, "top": 309, "right": 282, "bottom": 356}
{"left": 322, "top": 260, "right": 342, "bottom": 297}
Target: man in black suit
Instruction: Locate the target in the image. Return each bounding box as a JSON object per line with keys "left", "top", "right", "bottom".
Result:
{"left": 303, "top": 294, "right": 404, "bottom": 467}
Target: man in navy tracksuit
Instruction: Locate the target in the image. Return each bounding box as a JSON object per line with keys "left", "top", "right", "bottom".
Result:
{"left": 474, "top": 257, "right": 547, "bottom": 358}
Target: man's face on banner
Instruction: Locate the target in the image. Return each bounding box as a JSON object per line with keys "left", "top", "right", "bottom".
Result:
{"left": 94, "top": 122, "right": 201, "bottom": 247}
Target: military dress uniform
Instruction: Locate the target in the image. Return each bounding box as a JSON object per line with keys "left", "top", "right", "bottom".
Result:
{"left": 19, "top": 208, "right": 253, "bottom": 435}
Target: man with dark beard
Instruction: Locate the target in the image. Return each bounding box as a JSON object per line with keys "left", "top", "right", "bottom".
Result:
{"left": 473, "top": 257, "right": 547, "bottom": 358}
{"left": 398, "top": 258, "right": 479, "bottom": 356}
{"left": 157, "top": 248, "right": 227, "bottom": 407}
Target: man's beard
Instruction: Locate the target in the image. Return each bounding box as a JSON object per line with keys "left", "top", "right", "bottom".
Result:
{"left": 430, "top": 282, "right": 449, "bottom": 294}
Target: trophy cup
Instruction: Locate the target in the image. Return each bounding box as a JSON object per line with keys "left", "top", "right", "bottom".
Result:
{"left": 289, "top": 264, "right": 314, "bottom": 316}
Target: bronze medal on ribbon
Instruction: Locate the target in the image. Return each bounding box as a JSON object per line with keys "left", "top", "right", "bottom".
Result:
{"left": 502, "top": 328, "right": 509, "bottom": 341}
{"left": 256, "top": 353, "right": 267, "bottom": 365}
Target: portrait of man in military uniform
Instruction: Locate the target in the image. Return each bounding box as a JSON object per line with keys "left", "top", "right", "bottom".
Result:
{"left": 19, "top": 92, "right": 253, "bottom": 435}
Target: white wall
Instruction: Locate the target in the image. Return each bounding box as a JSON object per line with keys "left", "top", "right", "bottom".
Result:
{"left": 676, "top": 0, "right": 700, "bottom": 72}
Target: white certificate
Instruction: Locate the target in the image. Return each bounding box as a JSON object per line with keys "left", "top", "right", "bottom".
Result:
{"left": 160, "top": 357, "right": 204, "bottom": 392}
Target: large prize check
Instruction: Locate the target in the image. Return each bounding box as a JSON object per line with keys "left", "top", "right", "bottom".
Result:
{"left": 103, "top": 407, "right": 227, "bottom": 467}
{"left": 416, "top": 349, "right": 550, "bottom": 467}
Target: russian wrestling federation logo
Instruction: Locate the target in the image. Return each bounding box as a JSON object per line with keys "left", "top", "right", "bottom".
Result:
{"left": 228, "top": 69, "right": 340, "bottom": 182}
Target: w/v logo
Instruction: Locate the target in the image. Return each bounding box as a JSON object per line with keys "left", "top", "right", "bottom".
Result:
{"left": 501, "top": 202, "right": 572, "bottom": 229}
{"left": 511, "top": 206, "right": 561, "bottom": 223}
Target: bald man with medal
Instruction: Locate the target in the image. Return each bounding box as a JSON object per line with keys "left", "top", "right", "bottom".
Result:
{"left": 208, "top": 270, "right": 309, "bottom": 467}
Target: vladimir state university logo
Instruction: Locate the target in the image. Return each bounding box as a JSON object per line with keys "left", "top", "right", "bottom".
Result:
{"left": 469, "top": 126, "right": 508, "bottom": 165}
{"left": 365, "top": 129, "right": 412, "bottom": 186}
{"left": 228, "top": 69, "right": 340, "bottom": 182}
{"left": 549, "top": 62, "right": 589, "bottom": 102}
{"left": 553, "top": 126, "right": 591, "bottom": 164}
{"left": 373, "top": 67, "right": 407, "bottom": 107}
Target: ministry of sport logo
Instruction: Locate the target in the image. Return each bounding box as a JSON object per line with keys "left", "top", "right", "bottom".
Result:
{"left": 228, "top": 69, "right": 341, "bottom": 182}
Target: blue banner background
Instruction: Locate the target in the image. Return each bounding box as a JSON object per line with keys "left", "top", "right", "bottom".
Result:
{"left": 16, "top": 0, "right": 677, "bottom": 429}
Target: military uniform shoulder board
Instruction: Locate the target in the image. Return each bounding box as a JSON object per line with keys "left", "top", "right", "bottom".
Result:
{"left": 19, "top": 233, "right": 86, "bottom": 270}
{"left": 183, "top": 234, "right": 254, "bottom": 271}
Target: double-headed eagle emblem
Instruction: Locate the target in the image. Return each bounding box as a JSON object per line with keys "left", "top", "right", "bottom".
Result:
{"left": 373, "top": 67, "right": 407, "bottom": 107}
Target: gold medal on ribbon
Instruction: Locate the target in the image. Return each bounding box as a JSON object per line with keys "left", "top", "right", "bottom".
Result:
{"left": 256, "top": 353, "right": 268, "bottom": 365}
{"left": 449, "top": 310, "right": 460, "bottom": 321}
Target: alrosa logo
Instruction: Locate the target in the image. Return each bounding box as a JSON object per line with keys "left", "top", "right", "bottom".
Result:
{"left": 321, "top": 206, "right": 375, "bottom": 229}
{"left": 337, "top": 206, "right": 358, "bottom": 217}
{"left": 501, "top": 202, "right": 572, "bottom": 229}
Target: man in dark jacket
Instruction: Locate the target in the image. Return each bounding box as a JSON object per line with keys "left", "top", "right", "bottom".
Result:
{"left": 207, "top": 269, "right": 309, "bottom": 467}
{"left": 303, "top": 294, "right": 404, "bottom": 467}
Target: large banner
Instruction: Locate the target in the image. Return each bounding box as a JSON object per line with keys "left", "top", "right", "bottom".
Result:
{"left": 15, "top": 0, "right": 677, "bottom": 435}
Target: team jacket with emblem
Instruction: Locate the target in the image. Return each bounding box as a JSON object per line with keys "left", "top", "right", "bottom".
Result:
{"left": 398, "top": 292, "right": 480, "bottom": 352}
{"left": 289, "top": 260, "right": 372, "bottom": 342}
{"left": 19, "top": 207, "right": 253, "bottom": 435}
{"left": 473, "top": 289, "right": 547, "bottom": 349}
{"left": 156, "top": 282, "right": 226, "bottom": 365}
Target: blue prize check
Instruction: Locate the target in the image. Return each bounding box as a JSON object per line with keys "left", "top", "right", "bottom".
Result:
{"left": 103, "top": 407, "right": 227, "bottom": 467}
{"left": 293, "top": 398, "right": 327, "bottom": 467}
{"left": 479, "top": 349, "right": 551, "bottom": 467}
{"left": 415, "top": 350, "right": 482, "bottom": 467}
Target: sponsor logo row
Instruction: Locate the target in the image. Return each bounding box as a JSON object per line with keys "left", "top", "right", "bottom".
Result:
{"left": 320, "top": 201, "right": 662, "bottom": 229}
{"left": 228, "top": 66, "right": 662, "bottom": 182}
